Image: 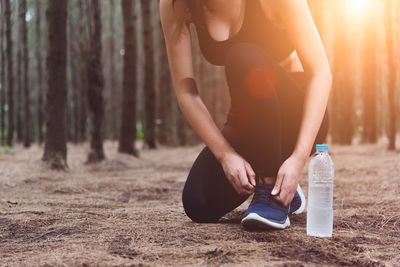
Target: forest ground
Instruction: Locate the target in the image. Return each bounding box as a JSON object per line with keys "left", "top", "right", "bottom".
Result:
{"left": 0, "top": 140, "right": 399, "bottom": 266}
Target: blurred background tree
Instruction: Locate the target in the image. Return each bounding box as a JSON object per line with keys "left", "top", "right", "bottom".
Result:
{"left": 0, "top": 0, "right": 398, "bottom": 168}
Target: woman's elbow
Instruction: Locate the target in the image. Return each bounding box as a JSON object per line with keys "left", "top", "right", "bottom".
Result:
{"left": 315, "top": 71, "right": 332, "bottom": 88}
{"left": 325, "top": 71, "right": 333, "bottom": 87}
{"left": 324, "top": 73, "right": 332, "bottom": 91}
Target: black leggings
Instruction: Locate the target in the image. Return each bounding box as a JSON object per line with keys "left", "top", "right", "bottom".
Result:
{"left": 182, "top": 42, "right": 329, "bottom": 223}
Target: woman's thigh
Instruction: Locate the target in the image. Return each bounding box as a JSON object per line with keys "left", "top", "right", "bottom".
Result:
{"left": 224, "top": 42, "right": 329, "bottom": 171}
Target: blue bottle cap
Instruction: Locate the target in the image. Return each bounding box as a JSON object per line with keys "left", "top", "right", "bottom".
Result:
{"left": 316, "top": 144, "right": 329, "bottom": 150}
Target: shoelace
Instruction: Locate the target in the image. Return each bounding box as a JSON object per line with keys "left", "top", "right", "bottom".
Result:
{"left": 250, "top": 185, "right": 273, "bottom": 205}
{"left": 251, "top": 184, "right": 291, "bottom": 212}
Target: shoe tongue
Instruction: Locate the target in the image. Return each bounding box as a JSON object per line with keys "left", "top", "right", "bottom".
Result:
{"left": 260, "top": 183, "right": 274, "bottom": 190}
{"left": 256, "top": 183, "right": 274, "bottom": 194}
{"left": 252, "top": 184, "right": 273, "bottom": 204}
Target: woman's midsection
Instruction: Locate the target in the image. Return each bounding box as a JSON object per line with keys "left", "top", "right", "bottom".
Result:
{"left": 224, "top": 70, "right": 307, "bottom": 130}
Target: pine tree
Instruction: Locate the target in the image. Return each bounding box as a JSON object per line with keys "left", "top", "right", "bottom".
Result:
{"left": 36, "top": 0, "right": 44, "bottom": 144}
{"left": 361, "top": 3, "right": 378, "bottom": 143}
{"left": 21, "top": 0, "right": 31, "bottom": 147}
{"left": 157, "top": 2, "right": 173, "bottom": 145}
{"left": 108, "top": 0, "right": 118, "bottom": 140}
{"left": 86, "top": 0, "right": 106, "bottom": 163}
{"left": 331, "top": 0, "right": 355, "bottom": 144}
{"left": 42, "top": 0, "right": 68, "bottom": 169}
{"left": 385, "top": 0, "right": 398, "bottom": 150}
{"left": 118, "top": 0, "right": 138, "bottom": 156}
{"left": 142, "top": 0, "right": 156, "bottom": 149}
{"left": 0, "top": 0, "right": 6, "bottom": 144}
{"left": 5, "top": 0, "right": 14, "bottom": 147}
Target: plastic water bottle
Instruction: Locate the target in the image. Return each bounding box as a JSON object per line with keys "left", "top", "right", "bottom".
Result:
{"left": 307, "top": 144, "right": 334, "bottom": 237}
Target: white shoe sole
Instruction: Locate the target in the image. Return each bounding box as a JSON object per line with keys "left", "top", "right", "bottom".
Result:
{"left": 292, "top": 184, "right": 306, "bottom": 215}
{"left": 241, "top": 212, "right": 290, "bottom": 230}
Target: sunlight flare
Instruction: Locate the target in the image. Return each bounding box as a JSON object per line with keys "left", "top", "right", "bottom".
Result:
{"left": 345, "top": 0, "right": 373, "bottom": 18}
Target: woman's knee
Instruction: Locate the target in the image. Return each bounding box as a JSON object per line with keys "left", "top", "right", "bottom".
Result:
{"left": 182, "top": 188, "right": 220, "bottom": 223}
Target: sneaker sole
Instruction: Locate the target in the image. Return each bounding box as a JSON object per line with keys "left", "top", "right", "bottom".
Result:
{"left": 241, "top": 213, "right": 290, "bottom": 230}
{"left": 292, "top": 184, "right": 306, "bottom": 215}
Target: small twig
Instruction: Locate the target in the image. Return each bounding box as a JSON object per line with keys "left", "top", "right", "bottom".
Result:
{"left": 30, "top": 230, "right": 58, "bottom": 241}
{"left": 0, "top": 211, "right": 44, "bottom": 215}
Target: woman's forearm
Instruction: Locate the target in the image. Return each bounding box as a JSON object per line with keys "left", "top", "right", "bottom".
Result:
{"left": 292, "top": 73, "right": 332, "bottom": 164}
{"left": 176, "top": 78, "right": 236, "bottom": 162}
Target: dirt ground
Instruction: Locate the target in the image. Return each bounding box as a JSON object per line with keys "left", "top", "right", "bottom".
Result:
{"left": 0, "top": 140, "right": 399, "bottom": 266}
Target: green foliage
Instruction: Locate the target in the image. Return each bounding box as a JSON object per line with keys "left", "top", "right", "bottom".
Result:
{"left": 3, "top": 146, "right": 16, "bottom": 155}
{"left": 136, "top": 121, "right": 143, "bottom": 139}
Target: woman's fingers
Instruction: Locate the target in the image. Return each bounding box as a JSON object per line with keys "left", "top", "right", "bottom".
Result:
{"left": 237, "top": 166, "right": 254, "bottom": 195}
{"left": 221, "top": 152, "right": 254, "bottom": 196}
{"left": 278, "top": 188, "right": 289, "bottom": 206}
{"left": 274, "top": 191, "right": 283, "bottom": 203}
{"left": 229, "top": 174, "right": 243, "bottom": 195}
{"left": 274, "top": 180, "right": 297, "bottom": 206}
{"left": 244, "top": 162, "right": 256, "bottom": 187}
{"left": 229, "top": 172, "right": 250, "bottom": 195}
{"left": 239, "top": 166, "right": 253, "bottom": 190}
{"left": 273, "top": 185, "right": 288, "bottom": 206}
{"left": 271, "top": 171, "right": 284, "bottom": 195}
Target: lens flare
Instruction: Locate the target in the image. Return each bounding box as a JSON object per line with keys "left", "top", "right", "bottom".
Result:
{"left": 345, "top": 0, "right": 372, "bottom": 18}
{"left": 245, "top": 66, "right": 278, "bottom": 98}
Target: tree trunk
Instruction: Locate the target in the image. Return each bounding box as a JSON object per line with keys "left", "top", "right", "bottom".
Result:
{"left": 5, "top": 0, "right": 14, "bottom": 147}
{"left": 79, "top": 71, "right": 88, "bottom": 142}
{"left": 157, "top": 6, "right": 173, "bottom": 145}
{"left": 339, "top": 21, "right": 354, "bottom": 145}
{"left": 42, "top": 0, "right": 68, "bottom": 169}
{"left": 329, "top": 1, "right": 341, "bottom": 144}
{"left": 71, "top": 60, "right": 80, "bottom": 144}
{"left": 36, "top": 0, "right": 44, "bottom": 144}
{"left": 21, "top": 0, "right": 31, "bottom": 147}
{"left": 0, "top": 0, "right": 6, "bottom": 145}
{"left": 118, "top": 0, "right": 138, "bottom": 156}
{"left": 176, "top": 103, "right": 187, "bottom": 146}
{"left": 66, "top": 89, "right": 73, "bottom": 142}
{"left": 361, "top": 6, "right": 378, "bottom": 144}
{"left": 67, "top": 2, "right": 79, "bottom": 143}
{"left": 78, "top": 0, "right": 88, "bottom": 143}
{"left": 331, "top": 0, "right": 354, "bottom": 145}
{"left": 386, "top": 0, "right": 397, "bottom": 150}
{"left": 16, "top": 0, "right": 23, "bottom": 143}
{"left": 108, "top": 0, "right": 118, "bottom": 140}
{"left": 141, "top": 0, "right": 156, "bottom": 149}
{"left": 86, "top": 0, "right": 106, "bottom": 163}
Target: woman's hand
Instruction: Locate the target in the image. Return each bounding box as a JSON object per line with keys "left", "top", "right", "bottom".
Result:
{"left": 220, "top": 152, "right": 256, "bottom": 196}
{"left": 271, "top": 154, "right": 305, "bottom": 206}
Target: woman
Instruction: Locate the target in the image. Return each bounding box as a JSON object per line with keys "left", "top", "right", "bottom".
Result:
{"left": 160, "top": 0, "right": 331, "bottom": 230}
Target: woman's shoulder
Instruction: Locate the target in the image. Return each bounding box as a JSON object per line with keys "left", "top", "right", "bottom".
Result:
{"left": 257, "top": 0, "right": 308, "bottom": 20}
{"left": 258, "top": 0, "right": 287, "bottom": 29}
{"left": 258, "top": 0, "right": 307, "bottom": 29}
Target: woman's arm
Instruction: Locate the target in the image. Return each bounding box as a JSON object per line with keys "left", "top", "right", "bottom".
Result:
{"left": 160, "top": 0, "right": 256, "bottom": 195}
{"left": 260, "top": 0, "right": 333, "bottom": 205}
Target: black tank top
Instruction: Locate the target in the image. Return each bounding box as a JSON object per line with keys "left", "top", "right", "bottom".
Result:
{"left": 194, "top": 0, "right": 295, "bottom": 66}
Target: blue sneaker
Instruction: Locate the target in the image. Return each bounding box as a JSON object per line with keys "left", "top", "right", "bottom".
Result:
{"left": 289, "top": 184, "right": 306, "bottom": 215}
{"left": 241, "top": 184, "right": 290, "bottom": 230}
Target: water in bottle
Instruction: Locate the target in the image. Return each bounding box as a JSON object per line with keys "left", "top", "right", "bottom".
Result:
{"left": 307, "top": 144, "right": 335, "bottom": 237}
